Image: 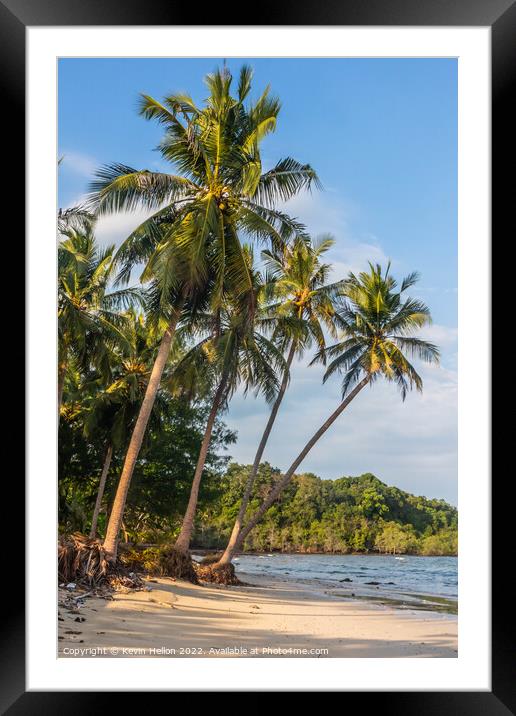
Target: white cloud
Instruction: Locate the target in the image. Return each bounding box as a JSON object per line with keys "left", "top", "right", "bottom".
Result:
{"left": 59, "top": 151, "right": 97, "bottom": 178}
{"left": 61, "top": 186, "right": 158, "bottom": 250}
{"left": 95, "top": 209, "right": 157, "bottom": 248}
{"left": 280, "top": 190, "right": 390, "bottom": 279}
{"left": 419, "top": 323, "right": 457, "bottom": 347}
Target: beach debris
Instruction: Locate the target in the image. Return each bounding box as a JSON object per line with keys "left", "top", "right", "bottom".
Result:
{"left": 339, "top": 578, "right": 353, "bottom": 583}
{"left": 121, "top": 544, "right": 199, "bottom": 584}
{"left": 365, "top": 581, "right": 381, "bottom": 585}
{"left": 160, "top": 547, "right": 199, "bottom": 583}
{"left": 58, "top": 532, "right": 146, "bottom": 591}
{"left": 59, "top": 533, "right": 110, "bottom": 585}
{"left": 196, "top": 561, "right": 242, "bottom": 586}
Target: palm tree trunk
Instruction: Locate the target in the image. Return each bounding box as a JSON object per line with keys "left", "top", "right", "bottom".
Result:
{"left": 103, "top": 305, "right": 183, "bottom": 560}
{"left": 217, "top": 340, "right": 296, "bottom": 566}
{"left": 236, "top": 375, "right": 370, "bottom": 550}
{"left": 89, "top": 444, "right": 113, "bottom": 539}
{"left": 174, "top": 373, "right": 228, "bottom": 553}
{"left": 58, "top": 362, "right": 66, "bottom": 414}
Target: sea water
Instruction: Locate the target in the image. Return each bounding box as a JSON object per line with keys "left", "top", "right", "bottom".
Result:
{"left": 230, "top": 553, "right": 457, "bottom": 600}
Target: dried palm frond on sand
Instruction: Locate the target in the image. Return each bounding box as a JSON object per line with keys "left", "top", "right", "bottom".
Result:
{"left": 58, "top": 532, "right": 144, "bottom": 590}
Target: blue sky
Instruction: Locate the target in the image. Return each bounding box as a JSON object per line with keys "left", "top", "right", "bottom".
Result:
{"left": 58, "top": 57, "right": 458, "bottom": 504}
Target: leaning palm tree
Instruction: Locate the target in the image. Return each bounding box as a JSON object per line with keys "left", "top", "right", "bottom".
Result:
{"left": 93, "top": 64, "right": 318, "bottom": 561}
{"left": 216, "top": 235, "right": 344, "bottom": 566}
{"left": 82, "top": 309, "right": 172, "bottom": 538}
{"left": 171, "top": 257, "right": 286, "bottom": 564}
{"left": 232, "top": 263, "right": 440, "bottom": 553}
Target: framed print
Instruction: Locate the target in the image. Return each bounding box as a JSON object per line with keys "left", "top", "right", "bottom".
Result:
{"left": 2, "top": 0, "right": 510, "bottom": 709}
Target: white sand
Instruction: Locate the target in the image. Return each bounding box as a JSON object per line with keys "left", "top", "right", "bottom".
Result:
{"left": 58, "top": 574, "right": 457, "bottom": 658}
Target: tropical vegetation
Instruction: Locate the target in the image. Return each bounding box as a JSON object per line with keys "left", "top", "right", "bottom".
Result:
{"left": 200, "top": 466, "right": 458, "bottom": 556}
{"left": 57, "top": 64, "right": 455, "bottom": 587}
{"left": 88, "top": 64, "right": 317, "bottom": 561}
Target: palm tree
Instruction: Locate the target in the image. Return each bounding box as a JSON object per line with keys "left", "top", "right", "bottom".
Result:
{"left": 93, "top": 64, "right": 318, "bottom": 560}
{"left": 172, "top": 255, "right": 286, "bottom": 555}
{"left": 216, "top": 235, "right": 344, "bottom": 565}
{"left": 58, "top": 219, "right": 138, "bottom": 412}
{"left": 233, "top": 263, "right": 440, "bottom": 550}
{"left": 82, "top": 309, "right": 170, "bottom": 538}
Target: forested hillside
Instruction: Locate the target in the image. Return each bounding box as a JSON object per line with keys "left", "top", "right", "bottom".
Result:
{"left": 60, "top": 396, "right": 457, "bottom": 556}
{"left": 196, "top": 463, "right": 458, "bottom": 556}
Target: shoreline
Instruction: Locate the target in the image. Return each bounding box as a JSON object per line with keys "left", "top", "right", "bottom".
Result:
{"left": 195, "top": 553, "right": 458, "bottom": 613}
{"left": 238, "top": 573, "right": 458, "bottom": 615}
{"left": 58, "top": 572, "right": 458, "bottom": 658}
{"left": 192, "top": 548, "right": 458, "bottom": 558}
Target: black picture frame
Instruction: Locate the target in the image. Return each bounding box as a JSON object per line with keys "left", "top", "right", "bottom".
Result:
{"left": 2, "top": 0, "right": 508, "bottom": 710}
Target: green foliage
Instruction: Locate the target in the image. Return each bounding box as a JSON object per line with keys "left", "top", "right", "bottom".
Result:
{"left": 58, "top": 214, "right": 141, "bottom": 388}
{"left": 420, "top": 530, "right": 458, "bottom": 556}
{"left": 57, "top": 67, "right": 452, "bottom": 560}
{"left": 375, "top": 522, "right": 417, "bottom": 554}
{"left": 120, "top": 547, "right": 163, "bottom": 573}
{"left": 89, "top": 64, "right": 318, "bottom": 319}
{"left": 58, "top": 396, "right": 236, "bottom": 539}
{"left": 261, "top": 234, "right": 345, "bottom": 355}
{"left": 169, "top": 253, "right": 287, "bottom": 408}
{"left": 195, "top": 464, "right": 457, "bottom": 555}
{"left": 316, "top": 263, "right": 440, "bottom": 399}
{"left": 359, "top": 487, "right": 389, "bottom": 518}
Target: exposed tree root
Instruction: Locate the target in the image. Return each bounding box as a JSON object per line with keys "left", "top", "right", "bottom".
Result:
{"left": 58, "top": 532, "right": 144, "bottom": 590}
{"left": 159, "top": 546, "right": 199, "bottom": 584}
{"left": 196, "top": 561, "right": 242, "bottom": 586}
{"left": 58, "top": 535, "right": 243, "bottom": 589}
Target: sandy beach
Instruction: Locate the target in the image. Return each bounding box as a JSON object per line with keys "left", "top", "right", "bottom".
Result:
{"left": 58, "top": 574, "right": 458, "bottom": 658}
